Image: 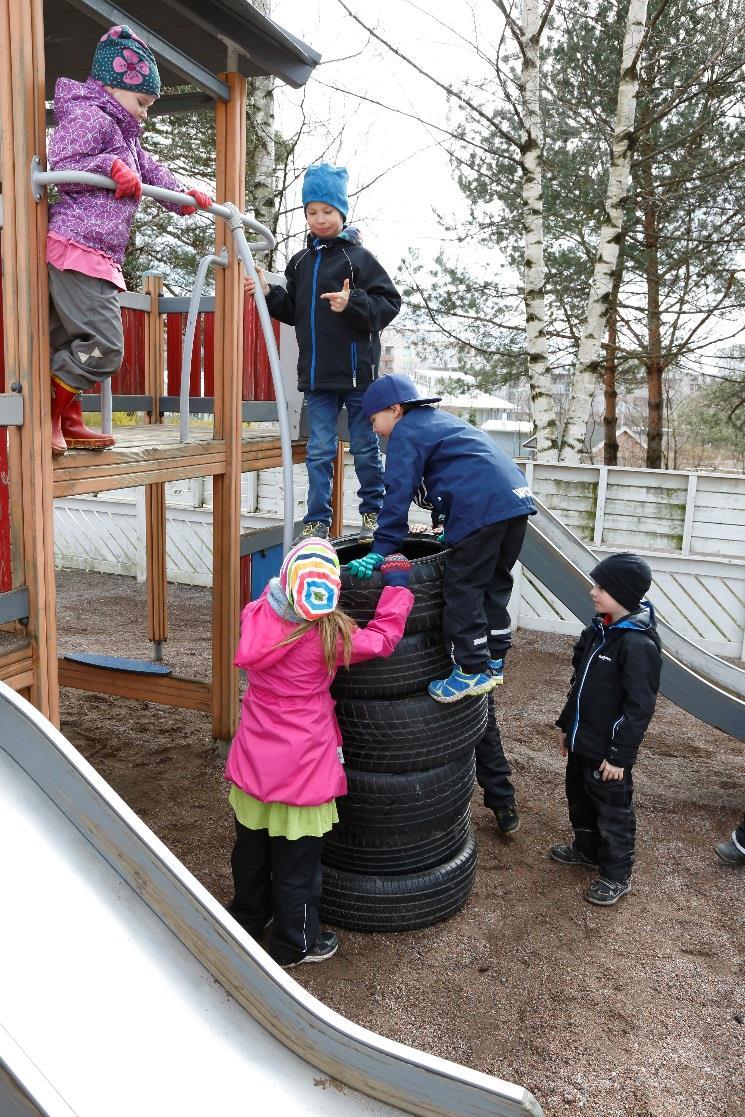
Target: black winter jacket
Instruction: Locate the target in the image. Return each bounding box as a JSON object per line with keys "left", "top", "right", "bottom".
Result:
{"left": 555, "top": 604, "right": 662, "bottom": 769}
{"left": 264, "top": 229, "right": 401, "bottom": 393}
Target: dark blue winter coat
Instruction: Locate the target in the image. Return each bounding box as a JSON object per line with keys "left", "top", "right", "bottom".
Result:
{"left": 555, "top": 605, "right": 662, "bottom": 769}
{"left": 264, "top": 229, "right": 401, "bottom": 393}
{"left": 372, "top": 406, "right": 536, "bottom": 555}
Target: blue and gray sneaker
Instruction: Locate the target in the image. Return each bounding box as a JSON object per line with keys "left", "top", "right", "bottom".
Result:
{"left": 428, "top": 666, "right": 499, "bottom": 703}
{"left": 487, "top": 658, "right": 504, "bottom": 684}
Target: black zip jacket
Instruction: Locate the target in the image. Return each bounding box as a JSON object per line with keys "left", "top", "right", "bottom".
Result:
{"left": 555, "top": 604, "right": 662, "bottom": 769}
{"left": 264, "top": 229, "right": 401, "bottom": 393}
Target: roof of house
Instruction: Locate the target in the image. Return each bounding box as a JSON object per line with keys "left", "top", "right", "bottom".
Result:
{"left": 43, "top": 0, "right": 321, "bottom": 109}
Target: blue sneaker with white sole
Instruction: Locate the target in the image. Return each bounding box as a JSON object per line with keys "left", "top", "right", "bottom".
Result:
{"left": 487, "top": 658, "right": 504, "bottom": 684}
{"left": 428, "top": 666, "right": 498, "bottom": 703}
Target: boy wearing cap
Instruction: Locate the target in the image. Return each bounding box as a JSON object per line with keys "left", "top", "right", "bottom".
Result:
{"left": 47, "top": 25, "right": 212, "bottom": 456}
{"left": 246, "top": 163, "right": 401, "bottom": 541}
{"left": 349, "top": 373, "right": 536, "bottom": 708}
{"left": 551, "top": 552, "right": 662, "bottom": 906}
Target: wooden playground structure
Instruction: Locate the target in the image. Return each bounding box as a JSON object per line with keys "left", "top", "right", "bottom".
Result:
{"left": 0, "top": 0, "right": 329, "bottom": 744}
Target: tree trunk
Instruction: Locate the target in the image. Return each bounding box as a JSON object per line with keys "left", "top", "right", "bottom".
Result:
{"left": 640, "top": 138, "right": 664, "bottom": 468}
{"left": 604, "top": 232, "right": 626, "bottom": 466}
{"left": 520, "top": 0, "right": 559, "bottom": 461}
{"left": 246, "top": 0, "right": 277, "bottom": 265}
{"left": 559, "top": 0, "right": 647, "bottom": 462}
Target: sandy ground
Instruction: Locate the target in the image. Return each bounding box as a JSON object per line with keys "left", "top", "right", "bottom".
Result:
{"left": 56, "top": 570, "right": 745, "bottom": 1117}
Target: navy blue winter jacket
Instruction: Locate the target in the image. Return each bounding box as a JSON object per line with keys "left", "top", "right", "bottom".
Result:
{"left": 264, "top": 229, "right": 401, "bottom": 393}
{"left": 555, "top": 605, "right": 662, "bottom": 769}
{"left": 372, "top": 406, "right": 536, "bottom": 555}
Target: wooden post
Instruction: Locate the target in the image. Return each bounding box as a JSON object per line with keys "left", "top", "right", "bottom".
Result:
{"left": 0, "top": 0, "right": 58, "bottom": 720}
{"left": 142, "top": 272, "right": 167, "bottom": 657}
{"left": 331, "top": 442, "right": 345, "bottom": 537}
{"left": 211, "top": 71, "right": 246, "bottom": 744}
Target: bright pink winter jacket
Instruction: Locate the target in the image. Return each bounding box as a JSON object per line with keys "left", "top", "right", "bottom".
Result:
{"left": 224, "top": 584, "right": 414, "bottom": 807}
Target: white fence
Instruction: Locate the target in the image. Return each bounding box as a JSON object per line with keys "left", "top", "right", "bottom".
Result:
{"left": 53, "top": 460, "right": 745, "bottom": 659}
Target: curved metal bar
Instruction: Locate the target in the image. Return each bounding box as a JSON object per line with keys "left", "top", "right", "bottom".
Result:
{"left": 225, "top": 203, "right": 295, "bottom": 556}
{"left": 31, "top": 162, "right": 277, "bottom": 252}
{"left": 180, "top": 249, "right": 229, "bottom": 443}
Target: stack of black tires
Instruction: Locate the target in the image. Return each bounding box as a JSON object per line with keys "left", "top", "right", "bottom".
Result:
{"left": 321, "top": 535, "right": 487, "bottom": 932}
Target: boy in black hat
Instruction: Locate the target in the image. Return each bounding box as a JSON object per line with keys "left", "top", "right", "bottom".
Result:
{"left": 551, "top": 552, "right": 662, "bottom": 905}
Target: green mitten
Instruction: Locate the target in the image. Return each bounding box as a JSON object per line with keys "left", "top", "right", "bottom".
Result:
{"left": 346, "top": 552, "right": 383, "bottom": 579}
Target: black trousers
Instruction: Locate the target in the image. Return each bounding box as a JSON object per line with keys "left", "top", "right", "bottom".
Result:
{"left": 443, "top": 516, "right": 528, "bottom": 673}
{"left": 565, "top": 753, "right": 635, "bottom": 882}
{"left": 475, "top": 691, "right": 515, "bottom": 810}
{"left": 228, "top": 818, "right": 325, "bottom": 966}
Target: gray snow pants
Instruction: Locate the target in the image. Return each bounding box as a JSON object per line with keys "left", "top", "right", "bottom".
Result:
{"left": 48, "top": 265, "right": 124, "bottom": 390}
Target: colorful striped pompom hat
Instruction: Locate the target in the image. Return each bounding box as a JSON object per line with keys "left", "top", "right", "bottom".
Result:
{"left": 280, "top": 538, "right": 341, "bottom": 621}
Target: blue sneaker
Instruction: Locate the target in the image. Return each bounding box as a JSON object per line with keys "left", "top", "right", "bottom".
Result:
{"left": 487, "top": 658, "right": 504, "bottom": 684}
{"left": 428, "top": 666, "right": 498, "bottom": 703}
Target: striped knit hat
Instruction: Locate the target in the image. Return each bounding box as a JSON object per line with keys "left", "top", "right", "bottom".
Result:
{"left": 280, "top": 538, "right": 341, "bottom": 621}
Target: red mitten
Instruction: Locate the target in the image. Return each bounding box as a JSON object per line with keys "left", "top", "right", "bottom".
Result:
{"left": 180, "top": 188, "right": 213, "bottom": 215}
{"left": 110, "top": 158, "right": 142, "bottom": 201}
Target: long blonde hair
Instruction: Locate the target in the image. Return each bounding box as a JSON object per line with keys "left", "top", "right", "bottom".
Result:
{"left": 275, "top": 606, "right": 358, "bottom": 674}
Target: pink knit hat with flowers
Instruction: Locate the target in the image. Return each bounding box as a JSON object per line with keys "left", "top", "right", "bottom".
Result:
{"left": 280, "top": 538, "right": 341, "bottom": 621}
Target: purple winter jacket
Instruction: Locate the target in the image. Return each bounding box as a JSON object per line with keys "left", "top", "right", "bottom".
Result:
{"left": 47, "top": 78, "right": 185, "bottom": 265}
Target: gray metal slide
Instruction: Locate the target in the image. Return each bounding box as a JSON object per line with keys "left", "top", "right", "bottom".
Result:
{"left": 522, "top": 499, "right": 745, "bottom": 741}
{"left": 0, "top": 680, "right": 543, "bottom": 1117}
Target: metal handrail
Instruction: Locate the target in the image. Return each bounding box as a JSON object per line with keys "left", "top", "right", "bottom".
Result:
{"left": 32, "top": 161, "right": 295, "bottom": 555}
{"left": 179, "top": 248, "right": 228, "bottom": 443}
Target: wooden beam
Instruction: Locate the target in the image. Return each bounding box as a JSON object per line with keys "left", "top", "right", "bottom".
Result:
{"left": 0, "top": 644, "right": 35, "bottom": 692}
{"left": 331, "top": 442, "right": 345, "bottom": 537}
{"left": 0, "top": 0, "right": 59, "bottom": 721}
{"left": 211, "top": 71, "right": 247, "bottom": 745}
{"left": 142, "top": 272, "right": 168, "bottom": 653}
{"left": 58, "top": 658, "right": 211, "bottom": 712}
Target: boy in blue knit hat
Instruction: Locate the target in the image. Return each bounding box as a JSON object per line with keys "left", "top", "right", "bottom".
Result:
{"left": 245, "top": 163, "right": 401, "bottom": 541}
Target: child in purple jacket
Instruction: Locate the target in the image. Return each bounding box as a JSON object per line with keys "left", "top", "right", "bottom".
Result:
{"left": 224, "top": 539, "right": 413, "bottom": 967}
{"left": 46, "top": 25, "right": 212, "bottom": 456}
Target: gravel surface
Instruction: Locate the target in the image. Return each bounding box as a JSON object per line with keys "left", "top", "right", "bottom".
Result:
{"left": 56, "top": 570, "right": 745, "bottom": 1117}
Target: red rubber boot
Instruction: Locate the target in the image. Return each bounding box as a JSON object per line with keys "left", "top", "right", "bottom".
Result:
{"left": 60, "top": 391, "right": 116, "bottom": 450}
{"left": 50, "top": 377, "right": 74, "bottom": 457}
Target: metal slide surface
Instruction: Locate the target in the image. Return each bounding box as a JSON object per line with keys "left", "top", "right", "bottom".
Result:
{"left": 522, "top": 499, "right": 745, "bottom": 741}
{"left": 0, "top": 681, "right": 543, "bottom": 1117}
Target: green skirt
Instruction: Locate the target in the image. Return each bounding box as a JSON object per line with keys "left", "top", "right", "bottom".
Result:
{"left": 229, "top": 784, "right": 338, "bottom": 840}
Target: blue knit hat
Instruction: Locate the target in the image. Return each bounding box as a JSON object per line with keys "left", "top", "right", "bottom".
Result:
{"left": 302, "top": 164, "right": 349, "bottom": 221}
{"left": 91, "top": 25, "right": 161, "bottom": 97}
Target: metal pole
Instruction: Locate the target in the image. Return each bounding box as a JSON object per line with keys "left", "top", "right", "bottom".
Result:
{"left": 179, "top": 248, "right": 228, "bottom": 442}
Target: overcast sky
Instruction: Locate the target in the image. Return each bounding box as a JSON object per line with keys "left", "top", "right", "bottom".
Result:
{"left": 271, "top": 0, "right": 503, "bottom": 274}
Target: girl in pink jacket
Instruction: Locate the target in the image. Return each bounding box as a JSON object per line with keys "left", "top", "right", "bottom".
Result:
{"left": 224, "top": 538, "right": 413, "bottom": 967}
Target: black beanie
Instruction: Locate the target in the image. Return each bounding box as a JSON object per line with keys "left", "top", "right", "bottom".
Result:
{"left": 589, "top": 553, "right": 652, "bottom": 613}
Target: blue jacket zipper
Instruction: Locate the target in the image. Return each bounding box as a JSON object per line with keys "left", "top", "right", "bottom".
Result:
{"left": 569, "top": 627, "right": 606, "bottom": 750}
{"left": 350, "top": 341, "right": 358, "bottom": 387}
{"left": 309, "top": 241, "right": 322, "bottom": 390}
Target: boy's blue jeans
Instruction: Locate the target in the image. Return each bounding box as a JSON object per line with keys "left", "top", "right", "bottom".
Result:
{"left": 304, "top": 389, "right": 384, "bottom": 526}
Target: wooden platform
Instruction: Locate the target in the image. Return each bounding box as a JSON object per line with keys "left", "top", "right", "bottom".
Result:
{"left": 52, "top": 424, "right": 307, "bottom": 497}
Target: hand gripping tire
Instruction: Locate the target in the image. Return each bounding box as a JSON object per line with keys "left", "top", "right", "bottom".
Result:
{"left": 335, "top": 691, "right": 487, "bottom": 772}
{"left": 334, "top": 533, "right": 447, "bottom": 635}
{"left": 320, "top": 831, "right": 477, "bottom": 932}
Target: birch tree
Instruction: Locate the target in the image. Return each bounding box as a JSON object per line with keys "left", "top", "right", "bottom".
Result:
{"left": 558, "top": 0, "right": 648, "bottom": 460}
{"left": 246, "top": 0, "right": 278, "bottom": 256}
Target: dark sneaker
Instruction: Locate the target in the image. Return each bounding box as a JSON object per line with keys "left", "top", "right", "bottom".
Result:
{"left": 428, "top": 666, "right": 499, "bottom": 703}
{"left": 487, "top": 658, "right": 504, "bottom": 684}
{"left": 585, "top": 877, "right": 631, "bottom": 906}
{"left": 549, "top": 842, "right": 598, "bottom": 868}
{"left": 714, "top": 838, "right": 745, "bottom": 865}
{"left": 283, "top": 931, "right": 339, "bottom": 968}
{"left": 359, "top": 512, "right": 378, "bottom": 541}
{"left": 494, "top": 804, "right": 520, "bottom": 835}
{"left": 297, "top": 521, "right": 330, "bottom": 541}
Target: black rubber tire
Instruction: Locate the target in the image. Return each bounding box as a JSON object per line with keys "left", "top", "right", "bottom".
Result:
{"left": 320, "top": 831, "right": 477, "bottom": 932}
{"left": 331, "top": 628, "right": 453, "bottom": 701}
{"left": 334, "top": 533, "right": 447, "bottom": 635}
{"left": 337, "top": 756, "right": 476, "bottom": 837}
{"left": 322, "top": 808, "right": 472, "bottom": 875}
{"left": 336, "top": 692, "right": 487, "bottom": 772}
